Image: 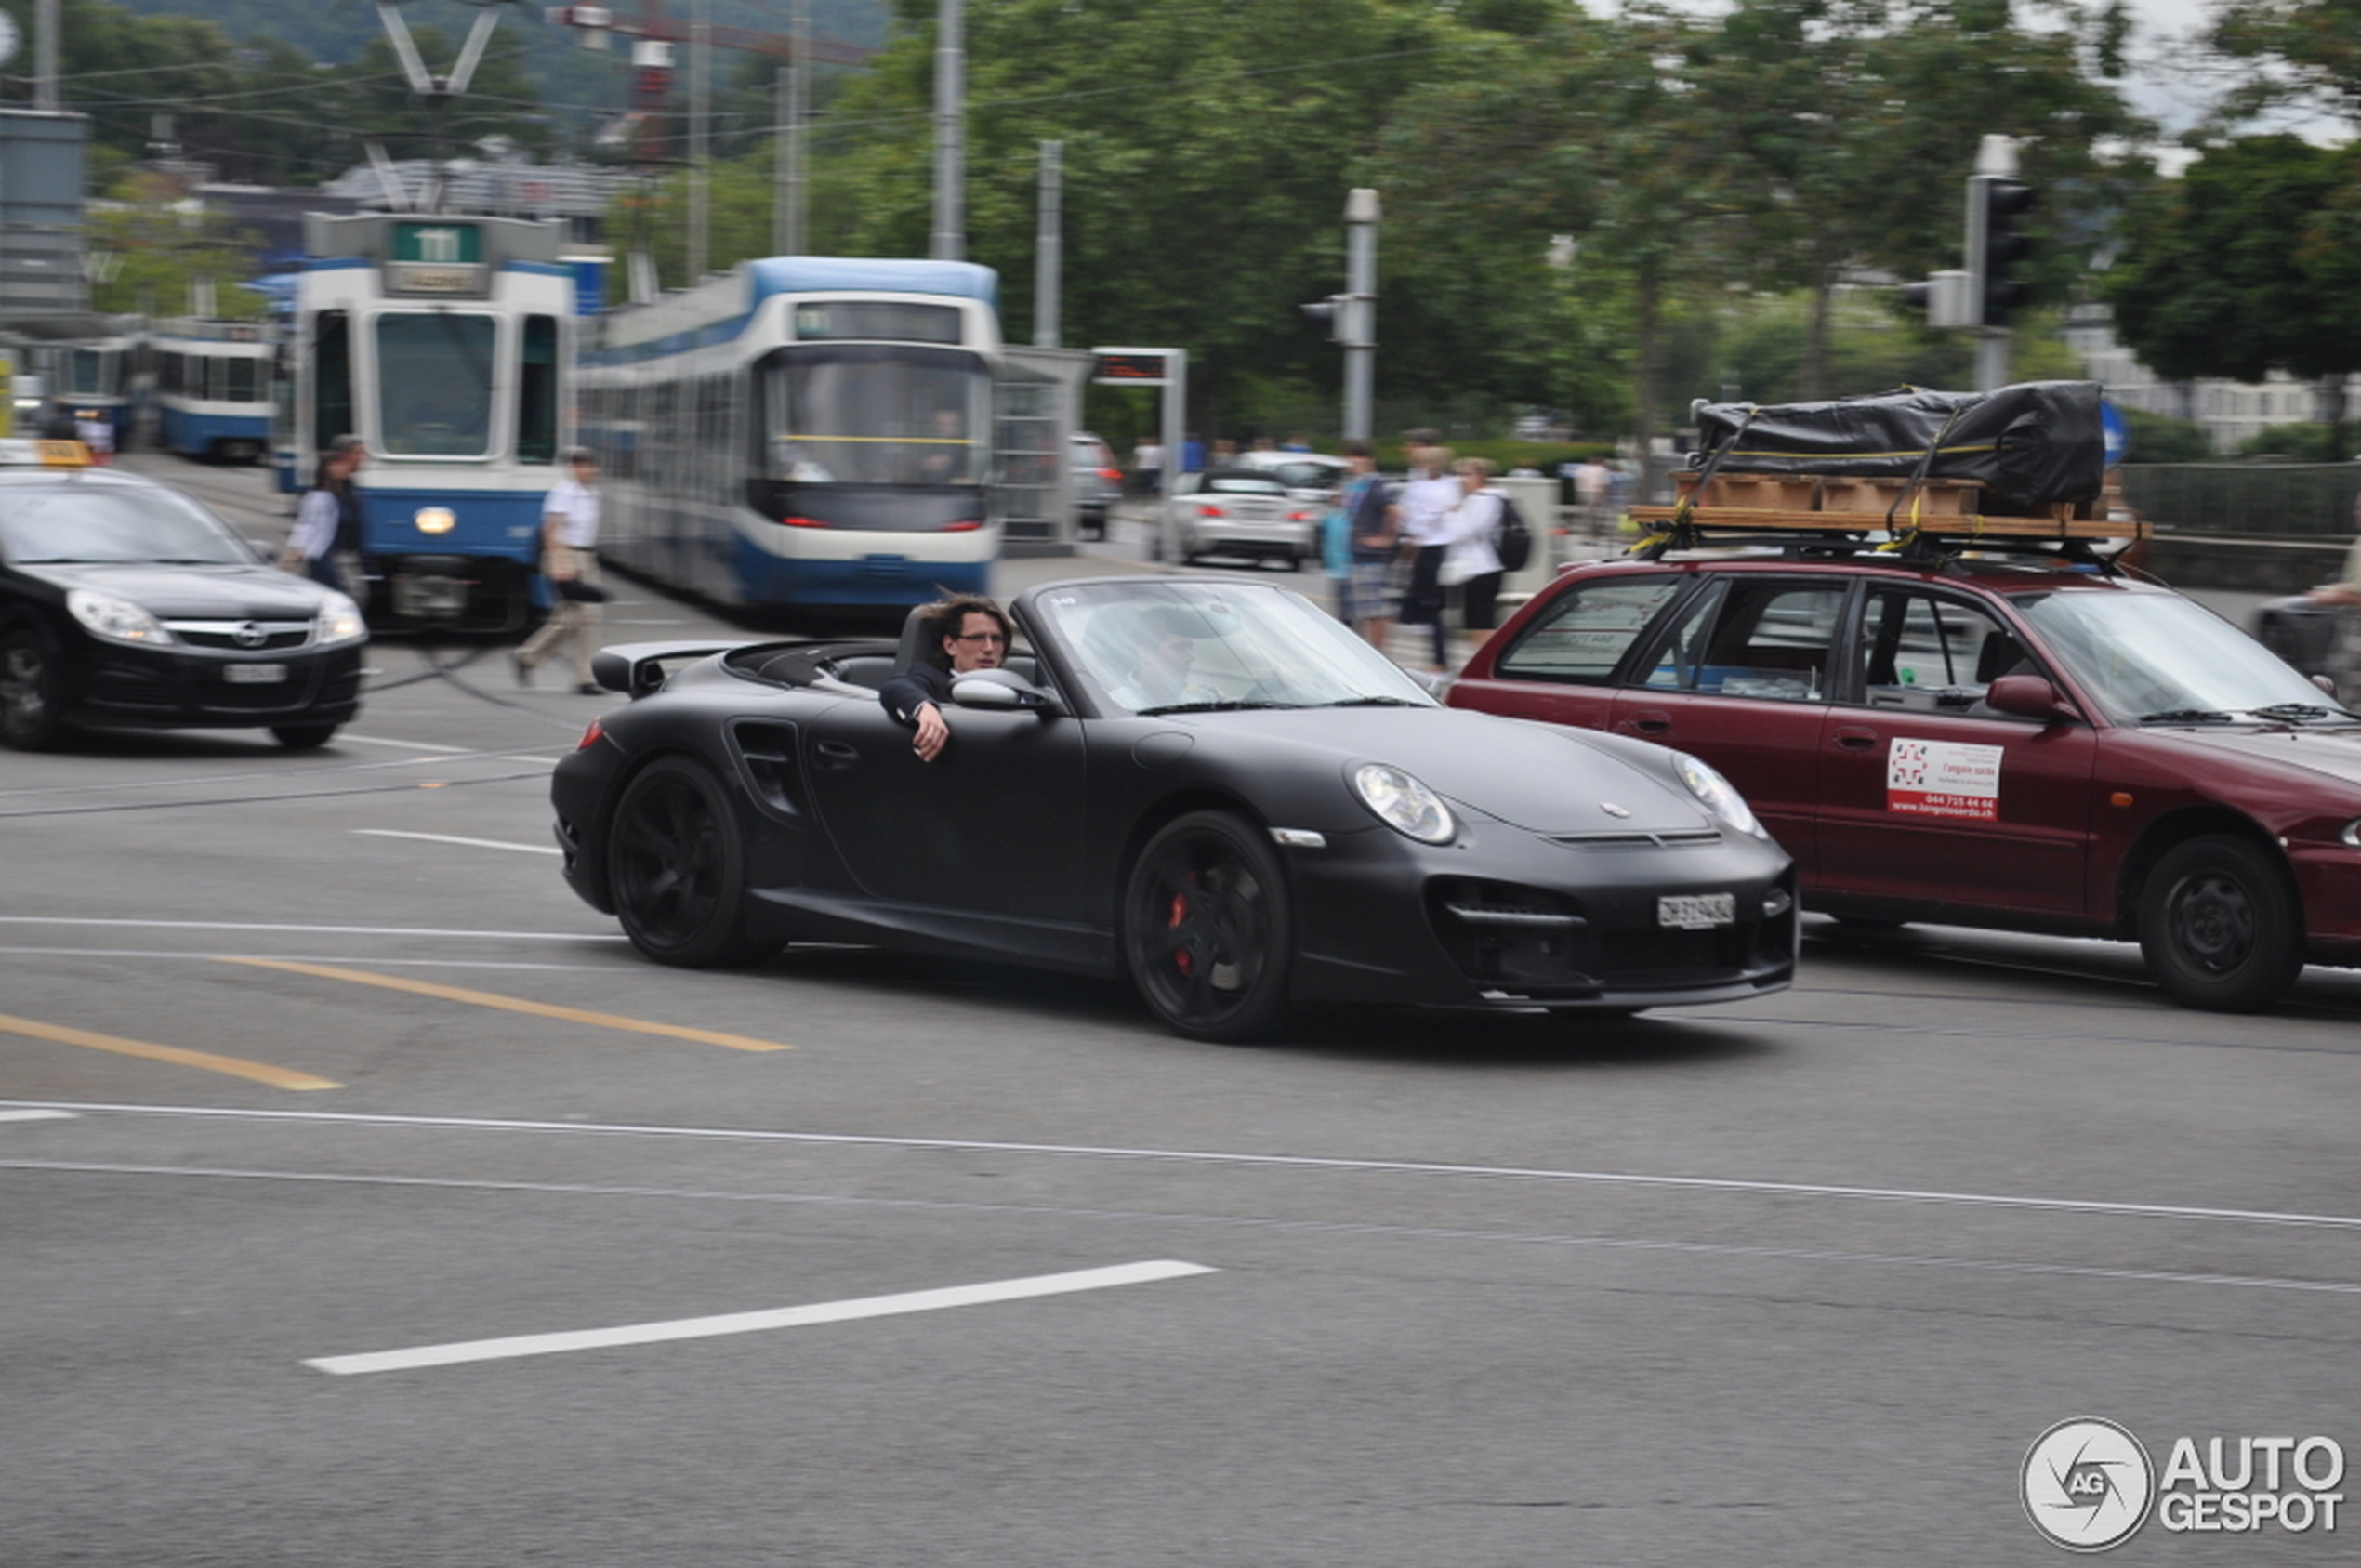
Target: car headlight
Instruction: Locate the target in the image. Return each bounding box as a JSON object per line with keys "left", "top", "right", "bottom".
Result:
{"left": 313, "top": 591, "right": 366, "bottom": 646}
{"left": 1352, "top": 762, "right": 1457, "bottom": 844}
{"left": 1672, "top": 751, "right": 1765, "bottom": 838}
{"left": 66, "top": 587, "right": 174, "bottom": 647}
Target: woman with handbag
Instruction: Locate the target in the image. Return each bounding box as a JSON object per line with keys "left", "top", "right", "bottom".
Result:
{"left": 514, "top": 447, "right": 606, "bottom": 694}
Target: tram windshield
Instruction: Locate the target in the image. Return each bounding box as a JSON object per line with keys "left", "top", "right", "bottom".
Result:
{"left": 376, "top": 313, "right": 495, "bottom": 456}
{"left": 758, "top": 344, "right": 988, "bottom": 486}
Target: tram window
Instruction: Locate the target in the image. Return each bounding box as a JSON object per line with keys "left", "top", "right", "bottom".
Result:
{"left": 760, "top": 345, "right": 987, "bottom": 486}
{"left": 223, "top": 356, "right": 258, "bottom": 404}
{"left": 376, "top": 313, "right": 495, "bottom": 456}
{"left": 517, "top": 314, "right": 558, "bottom": 464}
{"left": 314, "top": 311, "right": 354, "bottom": 451}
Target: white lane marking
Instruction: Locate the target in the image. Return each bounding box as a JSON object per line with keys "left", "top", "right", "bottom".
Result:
{"left": 304, "top": 1260, "right": 1215, "bottom": 1376}
{"left": 0, "top": 1109, "right": 74, "bottom": 1123}
{"left": 334, "top": 735, "right": 475, "bottom": 755}
{"left": 8, "top": 1102, "right": 2358, "bottom": 1235}
{"left": 12, "top": 1159, "right": 2358, "bottom": 1300}
{"left": 0, "top": 947, "right": 618, "bottom": 971}
{"left": 0, "top": 918, "right": 626, "bottom": 942}
{"left": 352, "top": 829, "right": 561, "bottom": 856}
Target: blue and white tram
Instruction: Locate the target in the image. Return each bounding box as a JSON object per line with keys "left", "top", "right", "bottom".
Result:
{"left": 577, "top": 257, "right": 1001, "bottom": 612}
{"left": 147, "top": 317, "right": 274, "bottom": 463}
{"left": 292, "top": 213, "right": 574, "bottom": 630}
{"left": 9, "top": 320, "right": 138, "bottom": 451}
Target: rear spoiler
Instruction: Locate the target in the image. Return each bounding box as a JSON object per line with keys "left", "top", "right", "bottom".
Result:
{"left": 589, "top": 640, "right": 756, "bottom": 700}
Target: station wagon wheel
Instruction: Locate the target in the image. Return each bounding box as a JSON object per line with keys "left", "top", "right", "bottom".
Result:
{"left": 0, "top": 626, "right": 65, "bottom": 751}
{"left": 2137, "top": 834, "right": 2304, "bottom": 1012}
{"left": 1125, "top": 810, "right": 1293, "bottom": 1042}
{"left": 608, "top": 756, "right": 767, "bottom": 968}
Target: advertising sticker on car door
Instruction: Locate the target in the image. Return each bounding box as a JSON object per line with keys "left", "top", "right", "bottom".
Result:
{"left": 1887, "top": 738, "right": 2003, "bottom": 820}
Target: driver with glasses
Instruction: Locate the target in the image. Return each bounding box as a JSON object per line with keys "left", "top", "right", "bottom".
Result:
{"left": 880, "top": 593, "right": 1011, "bottom": 763}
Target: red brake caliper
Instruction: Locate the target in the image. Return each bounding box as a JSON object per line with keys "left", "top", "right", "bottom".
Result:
{"left": 1168, "top": 891, "right": 1192, "bottom": 975}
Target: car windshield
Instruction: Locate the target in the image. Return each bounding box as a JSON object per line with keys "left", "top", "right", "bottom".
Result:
{"left": 0, "top": 483, "right": 253, "bottom": 566}
{"left": 2014, "top": 588, "right": 2355, "bottom": 722}
{"left": 1032, "top": 580, "right": 1438, "bottom": 715}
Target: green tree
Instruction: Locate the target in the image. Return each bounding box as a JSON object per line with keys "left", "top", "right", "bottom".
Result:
{"left": 798, "top": 0, "right": 1463, "bottom": 433}
{"left": 2104, "top": 136, "right": 2361, "bottom": 442}
{"left": 85, "top": 167, "right": 267, "bottom": 319}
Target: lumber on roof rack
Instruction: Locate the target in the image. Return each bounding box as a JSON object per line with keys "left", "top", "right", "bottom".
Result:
{"left": 1629, "top": 470, "right": 2148, "bottom": 541}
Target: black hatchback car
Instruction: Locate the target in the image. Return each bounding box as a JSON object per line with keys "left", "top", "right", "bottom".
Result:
{"left": 0, "top": 453, "right": 367, "bottom": 749}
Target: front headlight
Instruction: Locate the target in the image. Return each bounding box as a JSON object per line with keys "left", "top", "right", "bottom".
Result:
{"left": 1352, "top": 762, "right": 1457, "bottom": 844}
{"left": 1672, "top": 751, "right": 1765, "bottom": 838}
{"left": 313, "top": 591, "right": 366, "bottom": 646}
{"left": 66, "top": 587, "right": 173, "bottom": 647}
{"left": 414, "top": 507, "right": 456, "bottom": 535}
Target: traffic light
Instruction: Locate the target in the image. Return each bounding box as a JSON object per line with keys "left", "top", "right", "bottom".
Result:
{"left": 1299, "top": 295, "right": 1345, "bottom": 340}
{"left": 1971, "top": 176, "right": 2037, "bottom": 327}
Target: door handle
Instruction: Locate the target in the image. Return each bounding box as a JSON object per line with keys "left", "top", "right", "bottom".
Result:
{"left": 1624, "top": 709, "right": 1671, "bottom": 735}
{"left": 814, "top": 740, "right": 860, "bottom": 770}
{"left": 1832, "top": 727, "right": 1880, "bottom": 750}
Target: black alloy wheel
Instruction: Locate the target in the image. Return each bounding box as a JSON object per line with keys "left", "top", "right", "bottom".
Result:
{"left": 1124, "top": 810, "right": 1293, "bottom": 1042}
{"left": 0, "top": 626, "right": 65, "bottom": 750}
{"left": 608, "top": 756, "right": 768, "bottom": 967}
{"left": 2137, "top": 834, "right": 2304, "bottom": 1011}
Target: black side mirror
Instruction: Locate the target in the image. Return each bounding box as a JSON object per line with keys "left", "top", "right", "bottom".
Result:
{"left": 951, "top": 667, "right": 1063, "bottom": 716}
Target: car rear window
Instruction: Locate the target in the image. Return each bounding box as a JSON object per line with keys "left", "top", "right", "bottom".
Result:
{"left": 1495, "top": 576, "right": 1685, "bottom": 682}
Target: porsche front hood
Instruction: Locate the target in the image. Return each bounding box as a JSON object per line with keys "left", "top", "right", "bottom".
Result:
{"left": 1188, "top": 706, "right": 1720, "bottom": 837}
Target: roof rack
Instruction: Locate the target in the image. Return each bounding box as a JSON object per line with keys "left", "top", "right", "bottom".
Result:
{"left": 1624, "top": 470, "right": 2144, "bottom": 564}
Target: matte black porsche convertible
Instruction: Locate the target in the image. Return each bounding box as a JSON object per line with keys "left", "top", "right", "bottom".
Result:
{"left": 550, "top": 577, "right": 1797, "bottom": 1040}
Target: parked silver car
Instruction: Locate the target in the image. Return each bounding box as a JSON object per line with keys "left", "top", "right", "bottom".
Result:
{"left": 1071, "top": 432, "right": 1122, "bottom": 540}
{"left": 1153, "top": 468, "right": 1321, "bottom": 569}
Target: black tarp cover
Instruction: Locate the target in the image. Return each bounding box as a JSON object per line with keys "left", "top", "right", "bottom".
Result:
{"left": 1689, "top": 382, "right": 2106, "bottom": 513}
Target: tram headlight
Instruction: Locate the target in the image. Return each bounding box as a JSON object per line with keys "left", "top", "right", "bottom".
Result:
{"left": 414, "top": 507, "right": 456, "bottom": 535}
{"left": 312, "top": 591, "right": 366, "bottom": 647}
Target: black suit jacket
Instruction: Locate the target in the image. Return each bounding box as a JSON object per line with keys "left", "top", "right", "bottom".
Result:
{"left": 878, "top": 663, "right": 953, "bottom": 727}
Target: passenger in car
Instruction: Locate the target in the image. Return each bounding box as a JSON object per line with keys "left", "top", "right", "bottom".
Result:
{"left": 879, "top": 593, "right": 1011, "bottom": 763}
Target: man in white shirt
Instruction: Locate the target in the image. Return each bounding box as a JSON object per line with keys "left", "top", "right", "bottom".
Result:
{"left": 515, "top": 447, "right": 605, "bottom": 694}
{"left": 1392, "top": 430, "right": 1459, "bottom": 672}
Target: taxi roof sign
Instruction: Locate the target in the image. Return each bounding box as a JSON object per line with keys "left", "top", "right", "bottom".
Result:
{"left": 0, "top": 438, "right": 91, "bottom": 467}
{"left": 0, "top": 439, "right": 91, "bottom": 467}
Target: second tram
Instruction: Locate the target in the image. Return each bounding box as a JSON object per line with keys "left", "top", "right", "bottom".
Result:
{"left": 577, "top": 256, "right": 1003, "bottom": 613}
{"left": 291, "top": 212, "right": 574, "bottom": 629}
{"left": 148, "top": 317, "right": 275, "bottom": 463}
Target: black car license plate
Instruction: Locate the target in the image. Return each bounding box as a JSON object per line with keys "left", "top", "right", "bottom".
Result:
{"left": 1658, "top": 892, "right": 1734, "bottom": 929}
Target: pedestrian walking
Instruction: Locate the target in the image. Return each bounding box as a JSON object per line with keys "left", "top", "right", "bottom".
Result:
{"left": 280, "top": 435, "right": 365, "bottom": 600}
{"left": 1392, "top": 430, "right": 1458, "bottom": 673}
{"left": 514, "top": 447, "right": 606, "bottom": 694}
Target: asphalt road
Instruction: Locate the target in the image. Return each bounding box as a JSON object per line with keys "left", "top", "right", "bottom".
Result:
{"left": 4, "top": 455, "right": 2357, "bottom": 1567}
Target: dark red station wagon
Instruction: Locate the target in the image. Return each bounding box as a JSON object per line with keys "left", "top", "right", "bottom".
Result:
{"left": 1446, "top": 544, "right": 2361, "bottom": 1011}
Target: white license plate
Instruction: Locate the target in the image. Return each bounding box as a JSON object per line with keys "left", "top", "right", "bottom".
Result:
{"left": 1658, "top": 893, "right": 1735, "bottom": 930}
{"left": 223, "top": 663, "right": 288, "bottom": 685}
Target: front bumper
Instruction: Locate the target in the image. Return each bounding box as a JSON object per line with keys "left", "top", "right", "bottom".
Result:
{"left": 1284, "top": 820, "right": 1798, "bottom": 1010}
{"left": 65, "top": 639, "right": 364, "bottom": 731}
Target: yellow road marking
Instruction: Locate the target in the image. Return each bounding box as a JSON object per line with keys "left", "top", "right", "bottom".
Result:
{"left": 0, "top": 1012, "right": 340, "bottom": 1091}
{"left": 222, "top": 958, "right": 792, "bottom": 1053}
